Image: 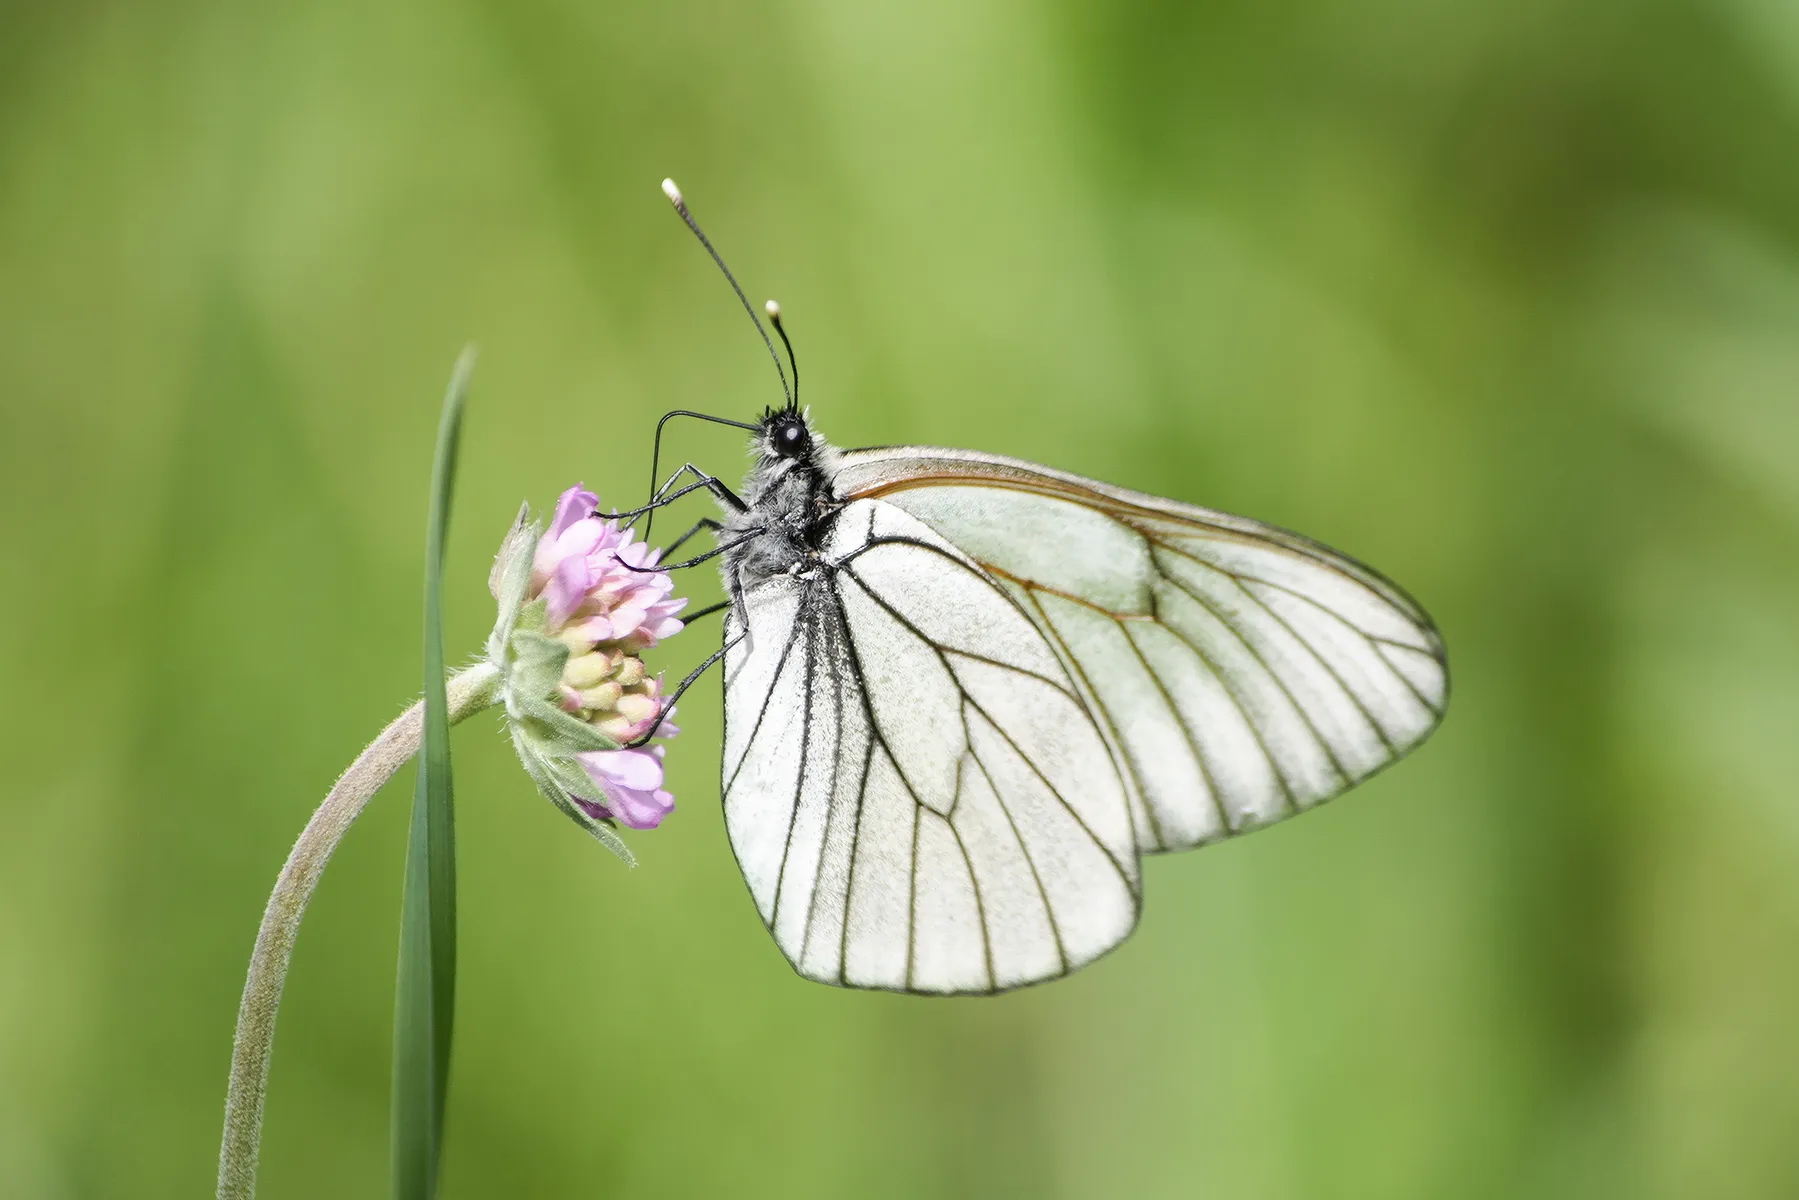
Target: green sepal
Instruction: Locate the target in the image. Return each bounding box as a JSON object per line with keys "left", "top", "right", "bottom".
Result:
{"left": 538, "top": 752, "right": 610, "bottom": 806}
{"left": 485, "top": 504, "right": 539, "bottom": 655}
{"left": 513, "top": 694, "right": 622, "bottom": 755}
{"left": 514, "top": 597, "right": 549, "bottom": 635}
{"left": 568, "top": 808, "right": 636, "bottom": 865}
{"left": 509, "top": 727, "right": 636, "bottom": 867}
{"left": 506, "top": 630, "right": 569, "bottom": 701}
{"left": 538, "top": 754, "right": 640, "bottom": 860}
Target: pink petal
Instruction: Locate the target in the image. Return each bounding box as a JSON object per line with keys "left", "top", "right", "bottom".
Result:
{"left": 572, "top": 791, "right": 671, "bottom": 830}
{"left": 577, "top": 747, "right": 664, "bottom": 791}
{"left": 569, "top": 613, "right": 617, "bottom": 643}
{"left": 607, "top": 604, "right": 648, "bottom": 640}
{"left": 612, "top": 788, "right": 675, "bottom": 829}
{"left": 635, "top": 576, "right": 675, "bottom": 603}
{"left": 535, "top": 517, "right": 604, "bottom": 581}
{"left": 572, "top": 745, "right": 678, "bottom": 830}
{"left": 644, "top": 595, "right": 688, "bottom": 626}
{"left": 552, "top": 519, "right": 612, "bottom": 566}
{"left": 543, "top": 554, "right": 592, "bottom": 629}
{"left": 549, "top": 486, "right": 598, "bottom": 539}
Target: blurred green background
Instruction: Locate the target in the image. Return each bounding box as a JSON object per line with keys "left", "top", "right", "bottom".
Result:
{"left": 4, "top": 0, "right": 1799, "bottom": 1196}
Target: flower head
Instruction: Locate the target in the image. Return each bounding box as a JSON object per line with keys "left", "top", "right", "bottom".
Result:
{"left": 487, "top": 485, "right": 689, "bottom": 859}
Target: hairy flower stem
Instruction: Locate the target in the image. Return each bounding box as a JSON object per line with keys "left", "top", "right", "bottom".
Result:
{"left": 218, "top": 662, "right": 501, "bottom": 1200}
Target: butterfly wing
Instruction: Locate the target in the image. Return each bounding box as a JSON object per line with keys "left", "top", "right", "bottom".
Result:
{"left": 831, "top": 446, "right": 1449, "bottom": 853}
{"left": 722, "top": 498, "right": 1140, "bottom": 993}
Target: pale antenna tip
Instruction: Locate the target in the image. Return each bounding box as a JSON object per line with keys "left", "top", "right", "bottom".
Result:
{"left": 764, "top": 299, "right": 782, "bottom": 321}
{"left": 660, "top": 178, "right": 683, "bottom": 206}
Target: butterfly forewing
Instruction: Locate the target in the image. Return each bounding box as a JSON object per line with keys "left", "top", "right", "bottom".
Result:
{"left": 831, "top": 447, "right": 1450, "bottom": 854}
{"left": 721, "top": 498, "right": 1141, "bottom": 993}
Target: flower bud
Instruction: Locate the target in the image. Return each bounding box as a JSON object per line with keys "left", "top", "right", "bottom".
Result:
{"left": 563, "top": 651, "right": 614, "bottom": 689}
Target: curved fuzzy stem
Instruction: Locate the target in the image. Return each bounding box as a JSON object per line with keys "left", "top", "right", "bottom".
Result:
{"left": 217, "top": 662, "right": 501, "bottom": 1200}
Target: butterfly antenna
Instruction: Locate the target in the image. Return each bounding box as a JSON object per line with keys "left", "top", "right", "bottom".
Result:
{"left": 765, "top": 300, "right": 799, "bottom": 413}
{"left": 661, "top": 178, "right": 792, "bottom": 408}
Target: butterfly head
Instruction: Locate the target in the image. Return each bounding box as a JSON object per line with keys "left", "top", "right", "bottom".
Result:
{"left": 761, "top": 407, "right": 812, "bottom": 461}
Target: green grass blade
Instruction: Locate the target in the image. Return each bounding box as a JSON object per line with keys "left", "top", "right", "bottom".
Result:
{"left": 392, "top": 348, "right": 475, "bottom": 1200}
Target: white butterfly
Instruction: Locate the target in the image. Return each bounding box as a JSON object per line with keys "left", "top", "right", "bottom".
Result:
{"left": 646, "top": 180, "right": 1447, "bottom": 994}
{"left": 701, "top": 409, "right": 1447, "bottom": 994}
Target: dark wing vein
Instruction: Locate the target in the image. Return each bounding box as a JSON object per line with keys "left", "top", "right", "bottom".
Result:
{"left": 1240, "top": 574, "right": 1446, "bottom": 711}
{"left": 1116, "top": 617, "right": 1231, "bottom": 839}
{"left": 797, "top": 604, "right": 854, "bottom": 970}
{"left": 824, "top": 583, "right": 932, "bottom": 988}
{"left": 943, "top": 750, "right": 996, "bottom": 988}
{"left": 841, "top": 561, "right": 1137, "bottom": 894}
{"left": 1019, "top": 587, "right": 1166, "bottom": 851}
{"left": 1117, "top": 509, "right": 1429, "bottom": 623}
{"left": 965, "top": 747, "right": 1070, "bottom": 977}
{"left": 723, "top": 605, "right": 811, "bottom": 797}
{"left": 769, "top": 604, "right": 818, "bottom": 929}
{"left": 1208, "top": 569, "right": 1442, "bottom": 652}
{"left": 837, "top": 559, "right": 1080, "bottom": 701}
{"left": 1232, "top": 576, "right": 1401, "bottom": 759}
{"left": 831, "top": 734, "right": 877, "bottom": 985}
{"left": 905, "top": 768, "right": 922, "bottom": 990}
{"left": 947, "top": 811, "right": 997, "bottom": 992}
{"left": 1154, "top": 550, "right": 1352, "bottom": 792}
{"left": 1144, "top": 572, "right": 1300, "bottom": 815}
{"left": 960, "top": 691, "right": 1139, "bottom": 897}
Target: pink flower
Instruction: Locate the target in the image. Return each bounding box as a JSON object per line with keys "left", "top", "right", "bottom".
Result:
{"left": 523, "top": 483, "right": 688, "bottom": 831}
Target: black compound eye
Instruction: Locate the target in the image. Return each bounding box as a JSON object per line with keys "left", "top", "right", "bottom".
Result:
{"left": 772, "top": 419, "right": 810, "bottom": 458}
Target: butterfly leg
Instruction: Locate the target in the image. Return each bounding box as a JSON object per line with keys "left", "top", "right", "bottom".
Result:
{"left": 646, "top": 463, "right": 718, "bottom": 510}
{"left": 623, "top": 630, "right": 746, "bottom": 747}
{"left": 685, "top": 469, "right": 746, "bottom": 514}
{"left": 679, "top": 600, "right": 731, "bottom": 623}
{"left": 727, "top": 560, "right": 755, "bottom": 657}
{"left": 642, "top": 409, "right": 762, "bottom": 535}
{"left": 615, "top": 525, "right": 766, "bottom": 575}
{"left": 619, "top": 464, "right": 700, "bottom": 533}
{"left": 664, "top": 516, "right": 724, "bottom": 556}
{"left": 652, "top": 461, "right": 708, "bottom": 500}
{"left": 616, "top": 466, "right": 747, "bottom": 543}
{"left": 615, "top": 472, "right": 741, "bottom": 518}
